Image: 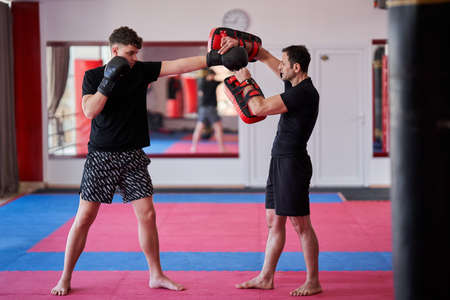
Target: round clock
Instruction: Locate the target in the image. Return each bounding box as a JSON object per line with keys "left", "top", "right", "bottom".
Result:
{"left": 222, "top": 9, "right": 250, "bottom": 31}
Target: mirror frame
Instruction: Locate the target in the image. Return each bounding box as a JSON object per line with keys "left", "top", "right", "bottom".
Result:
{"left": 46, "top": 41, "right": 239, "bottom": 159}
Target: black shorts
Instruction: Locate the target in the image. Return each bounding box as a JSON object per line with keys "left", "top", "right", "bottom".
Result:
{"left": 198, "top": 106, "right": 221, "bottom": 124}
{"left": 80, "top": 149, "right": 153, "bottom": 204}
{"left": 265, "top": 155, "right": 313, "bottom": 216}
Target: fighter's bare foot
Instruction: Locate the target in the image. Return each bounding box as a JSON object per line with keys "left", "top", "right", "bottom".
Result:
{"left": 235, "top": 276, "right": 274, "bottom": 290}
{"left": 149, "top": 275, "right": 185, "bottom": 291}
{"left": 290, "top": 281, "right": 322, "bottom": 296}
{"left": 50, "top": 278, "right": 71, "bottom": 296}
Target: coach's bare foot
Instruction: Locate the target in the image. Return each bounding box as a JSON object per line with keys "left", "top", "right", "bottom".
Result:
{"left": 235, "top": 275, "right": 274, "bottom": 290}
{"left": 290, "top": 280, "right": 322, "bottom": 296}
{"left": 50, "top": 278, "right": 71, "bottom": 296}
{"left": 149, "top": 275, "right": 185, "bottom": 291}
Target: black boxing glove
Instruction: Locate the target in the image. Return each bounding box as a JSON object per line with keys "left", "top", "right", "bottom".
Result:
{"left": 97, "top": 56, "right": 131, "bottom": 97}
{"left": 206, "top": 47, "right": 248, "bottom": 71}
{"left": 222, "top": 47, "right": 248, "bottom": 70}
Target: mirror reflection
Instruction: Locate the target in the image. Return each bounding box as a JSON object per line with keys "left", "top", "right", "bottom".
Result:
{"left": 371, "top": 40, "right": 389, "bottom": 157}
{"left": 47, "top": 43, "right": 239, "bottom": 158}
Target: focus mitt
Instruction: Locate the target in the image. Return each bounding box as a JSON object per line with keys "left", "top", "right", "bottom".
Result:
{"left": 208, "top": 27, "right": 262, "bottom": 62}
{"left": 223, "top": 75, "right": 266, "bottom": 124}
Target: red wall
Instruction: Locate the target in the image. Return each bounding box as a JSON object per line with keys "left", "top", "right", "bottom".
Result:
{"left": 12, "top": 2, "right": 43, "bottom": 181}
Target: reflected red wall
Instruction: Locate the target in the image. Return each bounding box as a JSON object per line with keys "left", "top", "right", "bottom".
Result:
{"left": 74, "top": 59, "right": 103, "bottom": 155}
{"left": 182, "top": 77, "right": 197, "bottom": 114}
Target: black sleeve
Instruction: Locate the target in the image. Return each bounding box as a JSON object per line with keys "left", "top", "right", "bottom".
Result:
{"left": 82, "top": 70, "right": 98, "bottom": 96}
{"left": 142, "top": 61, "right": 162, "bottom": 83}
{"left": 167, "top": 77, "right": 179, "bottom": 99}
{"left": 199, "top": 78, "right": 206, "bottom": 92}
{"left": 280, "top": 84, "right": 304, "bottom": 112}
{"left": 284, "top": 80, "right": 292, "bottom": 91}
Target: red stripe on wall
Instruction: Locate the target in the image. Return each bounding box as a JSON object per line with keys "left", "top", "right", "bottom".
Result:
{"left": 12, "top": 2, "right": 43, "bottom": 181}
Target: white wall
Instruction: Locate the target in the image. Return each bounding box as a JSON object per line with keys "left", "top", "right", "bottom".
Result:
{"left": 40, "top": 0, "right": 390, "bottom": 187}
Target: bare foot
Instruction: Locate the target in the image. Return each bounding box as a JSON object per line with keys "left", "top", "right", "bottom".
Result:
{"left": 235, "top": 276, "right": 274, "bottom": 290}
{"left": 50, "top": 278, "right": 71, "bottom": 296}
{"left": 149, "top": 275, "right": 185, "bottom": 291}
{"left": 218, "top": 146, "right": 228, "bottom": 153}
{"left": 290, "top": 281, "right": 322, "bottom": 296}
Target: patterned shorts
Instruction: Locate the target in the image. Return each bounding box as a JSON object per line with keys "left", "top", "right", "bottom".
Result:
{"left": 80, "top": 149, "right": 153, "bottom": 204}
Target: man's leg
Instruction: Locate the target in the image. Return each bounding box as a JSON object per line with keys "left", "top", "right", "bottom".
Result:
{"left": 190, "top": 121, "right": 205, "bottom": 153}
{"left": 212, "top": 121, "right": 226, "bottom": 152}
{"left": 236, "top": 209, "right": 287, "bottom": 289}
{"left": 289, "top": 215, "right": 322, "bottom": 296}
{"left": 132, "top": 196, "right": 184, "bottom": 291}
{"left": 51, "top": 198, "right": 101, "bottom": 296}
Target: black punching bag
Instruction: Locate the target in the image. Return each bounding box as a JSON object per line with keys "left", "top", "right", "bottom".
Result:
{"left": 389, "top": 1, "right": 450, "bottom": 299}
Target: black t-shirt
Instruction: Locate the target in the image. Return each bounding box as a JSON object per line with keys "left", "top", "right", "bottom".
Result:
{"left": 82, "top": 61, "right": 161, "bottom": 152}
{"left": 167, "top": 77, "right": 181, "bottom": 99}
{"left": 198, "top": 79, "right": 220, "bottom": 107}
{"left": 271, "top": 78, "right": 319, "bottom": 157}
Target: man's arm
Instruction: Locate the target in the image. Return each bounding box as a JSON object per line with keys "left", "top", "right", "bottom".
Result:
{"left": 256, "top": 48, "right": 281, "bottom": 79}
{"left": 82, "top": 92, "right": 108, "bottom": 119}
{"left": 234, "top": 68, "right": 287, "bottom": 116}
{"left": 248, "top": 94, "right": 287, "bottom": 116}
{"left": 81, "top": 56, "right": 131, "bottom": 119}
{"left": 159, "top": 56, "right": 207, "bottom": 77}
{"left": 219, "top": 36, "right": 281, "bottom": 79}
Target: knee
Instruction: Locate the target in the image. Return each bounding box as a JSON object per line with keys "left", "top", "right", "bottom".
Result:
{"left": 138, "top": 208, "right": 156, "bottom": 225}
{"left": 291, "top": 222, "right": 305, "bottom": 235}
{"left": 267, "top": 216, "right": 286, "bottom": 232}
{"left": 74, "top": 213, "right": 96, "bottom": 230}
{"left": 290, "top": 217, "right": 311, "bottom": 235}
{"left": 266, "top": 215, "right": 275, "bottom": 230}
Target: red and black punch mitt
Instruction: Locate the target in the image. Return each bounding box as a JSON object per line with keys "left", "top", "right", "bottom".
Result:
{"left": 224, "top": 76, "right": 266, "bottom": 124}
{"left": 208, "top": 27, "right": 262, "bottom": 62}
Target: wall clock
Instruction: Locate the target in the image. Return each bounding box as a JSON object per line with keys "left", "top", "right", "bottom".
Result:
{"left": 222, "top": 9, "right": 250, "bottom": 31}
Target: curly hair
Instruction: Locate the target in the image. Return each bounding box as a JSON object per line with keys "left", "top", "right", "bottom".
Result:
{"left": 109, "top": 26, "right": 143, "bottom": 49}
{"left": 282, "top": 45, "right": 311, "bottom": 73}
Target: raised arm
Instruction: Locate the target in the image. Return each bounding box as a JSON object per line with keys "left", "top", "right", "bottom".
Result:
{"left": 83, "top": 56, "right": 130, "bottom": 119}
{"left": 248, "top": 94, "right": 287, "bottom": 116}
{"left": 82, "top": 93, "right": 108, "bottom": 119}
{"left": 223, "top": 68, "right": 287, "bottom": 125}
{"left": 256, "top": 48, "right": 282, "bottom": 80}
{"left": 235, "top": 68, "right": 286, "bottom": 116}
{"left": 219, "top": 36, "right": 281, "bottom": 80}
{"left": 159, "top": 56, "right": 207, "bottom": 77}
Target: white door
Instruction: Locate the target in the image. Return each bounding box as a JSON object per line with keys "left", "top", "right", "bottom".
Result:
{"left": 312, "top": 49, "right": 365, "bottom": 186}
{"left": 245, "top": 51, "right": 283, "bottom": 186}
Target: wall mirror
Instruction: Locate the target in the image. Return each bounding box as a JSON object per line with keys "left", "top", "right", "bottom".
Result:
{"left": 371, "top": 40, "right": 389, "bottom": 157}
{"left": 46, "top": 42, "right": 239, "bottom": 159}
